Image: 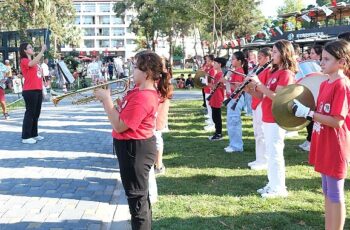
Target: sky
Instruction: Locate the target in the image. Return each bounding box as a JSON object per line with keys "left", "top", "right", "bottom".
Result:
{"left": 260, "top": 0, "right": 317, "bottom": 18}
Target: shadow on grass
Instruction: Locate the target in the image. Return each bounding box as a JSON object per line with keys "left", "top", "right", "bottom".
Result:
{"left": 156, "top": 175, "right": 325, "bottom": 197}
{"left": 152, "top": 211, "right": 342, "bottom": 230}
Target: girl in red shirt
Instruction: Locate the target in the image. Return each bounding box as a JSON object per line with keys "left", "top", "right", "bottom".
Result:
{"left": 208, "top": 57, "right": 227, "bottom": 141}
{"left": 249, "top": 40, "right": 296, "bottom": 198}
{"left": 293, "top": 40, "right": 350, "bottom": 230}
{"left": 246, "top": 48, "right": 272, "bottom": 170}
{"left": 94, "top": 51, "right": 171, "bottom": 230}
{"left": 19, "top": 43, "right": 47, "bottom": 144}
{"left": 224, "top": 51, "right": 248, "bottom": 152}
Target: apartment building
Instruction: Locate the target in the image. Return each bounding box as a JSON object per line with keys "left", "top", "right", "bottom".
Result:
{"left": 61, "top": 0, "right": 137, "bottom": 60}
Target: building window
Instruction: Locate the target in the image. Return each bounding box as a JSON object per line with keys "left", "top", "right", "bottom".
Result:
{"left": 84, "top": 40, "right": 94, "bottom": 48}
{"left": 126, "top": 27, "right": 134, "bottom": 34}
{"left": 111, "top": 39, "right": 124, "bottom": 48}
{"left": 99, "top": 16, "right": 110, "bottom": 25}
{"left": 74, "top": 4, "right": 81, "bottom": 12}
{"left": 111, "top": 28, "right": 125, "bottom": 36}
{"left": 126, "top": 39, "right": 136, "bottom": 45}
{"left": 98, "top": 3, "right": 110, "bottom": 12}
{"left": 75, "top": 16, "right": 80, "bottom": 25}
{"left": 83, "top": 3, "right": 95, "bottom": 12}
{"left": 84, "top": 28, "right": 95, "bottom": 36}
{"left": 83, "top": 16, "right": 95, "bottom": 25}
{"left": 111, "top": 17, "right": 124, "bottom": 24}
{"left": 97, "top": 28, "right": 110, "bottom": 36}
{"left": 98, "top": 40, "right": 110, "bottom": 48}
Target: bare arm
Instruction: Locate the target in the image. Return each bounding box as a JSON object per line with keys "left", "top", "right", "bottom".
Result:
{"left": 313, "top": 113, "right": 344, "bottom": 128}
{"left": 156, "top": 99, "right": 170, "bottom": 130}
{"left": 94, "top": 88, "right": 129, "bottom": 133}
{"left": 28, "top": 45, "right": 46, "bottom": 67}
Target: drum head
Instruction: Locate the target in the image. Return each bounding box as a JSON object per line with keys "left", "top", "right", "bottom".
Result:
{"left": 297, "top": 74, "right": 328, "bottom": 103}
{"left": 295, "top": 60, "right": 322, "bottom": 81}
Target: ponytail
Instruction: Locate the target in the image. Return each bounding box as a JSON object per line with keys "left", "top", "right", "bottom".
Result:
{"left": 158, "top": 71, "right": 173, "bottom": 99}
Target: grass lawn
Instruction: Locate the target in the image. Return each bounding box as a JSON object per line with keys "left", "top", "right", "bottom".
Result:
{"left": 153, "top": 100, "right": 350, "bottom": 230}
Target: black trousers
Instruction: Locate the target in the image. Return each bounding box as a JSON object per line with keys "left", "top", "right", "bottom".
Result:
{"left": 202, "top": 88, "right": 206, "bottom": 107}
{"left": 211, "top": 107, "right": 222, "bottom": 135}
{"left": 306, "top": 121, "right": 314, "bottom": 142}
{"left": 114, "top": 136, "right": 157, "bottom": 230}
{"left": 22, "top": 90, "right": 42, "bottom": 139}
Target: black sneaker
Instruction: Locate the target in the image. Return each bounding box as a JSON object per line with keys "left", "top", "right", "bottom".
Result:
{"left": 3, "top": 113, "right": 9, "bottom": 120}
{"left": 208, "top": 133, "right": 222, "bottom": 141}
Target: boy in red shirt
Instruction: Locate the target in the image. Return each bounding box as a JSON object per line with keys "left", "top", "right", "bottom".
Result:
{"left": 293, "top": 40, "right": 350, "bottom": 230}
{"left": 208, "top": 57, "right": 227, "bottom": 141}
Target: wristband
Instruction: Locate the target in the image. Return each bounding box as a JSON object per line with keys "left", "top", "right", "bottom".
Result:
{"left": 306, "top": 111, "right": 314, "bottom": 121}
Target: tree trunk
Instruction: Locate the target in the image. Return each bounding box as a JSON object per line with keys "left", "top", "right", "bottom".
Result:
{"left": 182, "top": 34, "right": 185, "bottom": 69}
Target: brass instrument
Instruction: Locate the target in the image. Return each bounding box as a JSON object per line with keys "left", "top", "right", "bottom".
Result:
{"left": 52, "top": 78, "right": 132, "bottom": 106}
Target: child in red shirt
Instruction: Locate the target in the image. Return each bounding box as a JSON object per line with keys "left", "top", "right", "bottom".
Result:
{"left": 208, "top": 57, "right": 227, "bottom": 141}
{"left": 249, "top": 40, "right": 296, "bottom": 198}
{"left": 293, "top": 40, "right": 350, "bottom": 230}
{"left": 94, "top": 51, "right": 172, "bottom": 230}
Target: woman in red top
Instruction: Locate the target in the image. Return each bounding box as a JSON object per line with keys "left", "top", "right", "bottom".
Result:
{"left": 249, "top": 40, "right": 296, "bottom": 198}
{"left": 19, "top": 43, "right": 47, "bottom": 144}
{"left": 293, "top": 40, "right": 350, "bottom": 230}
{"left": 94, "top": 51, "right": 171, "bottom": 230}
{"left": 208, "top": 57, "right": 227, "bottom": 141}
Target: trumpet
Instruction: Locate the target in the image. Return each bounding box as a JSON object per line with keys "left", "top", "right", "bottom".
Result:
{"left": 223, "top": 60, "right": 273, "bottom": 107}
{"left": 52, "top": 78, "right": 133, "bottom": 106}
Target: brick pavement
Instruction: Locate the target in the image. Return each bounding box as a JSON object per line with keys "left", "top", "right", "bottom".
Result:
{"left": 0, "top": 100, "right": 131, "bottom": 230}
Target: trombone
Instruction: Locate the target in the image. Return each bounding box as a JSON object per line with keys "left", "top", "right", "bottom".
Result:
{"left": 51, "top": 77, "right": 133, "bottom": 106}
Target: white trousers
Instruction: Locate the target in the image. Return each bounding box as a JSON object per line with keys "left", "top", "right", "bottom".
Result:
{"left": 252, "top": 104, "right": 267, "bottom": 164}
{"left": 262, "top": 122, "right": 287, "bottom": 191}
{"left": 205, "top": 93, "right": 213, "bottom": 124}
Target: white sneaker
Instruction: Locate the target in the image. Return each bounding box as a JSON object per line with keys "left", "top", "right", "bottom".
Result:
{"left": 301, "top": 142, "right": 310, "bottom": 151}
{"left": 224, "top": 146, "right": 234, "bottom": 153}
{"left": 257, "top": 185, "right": 271, "bottom": 194}
{"left": 33, "top": 135, "right": 44, "bottom": 141}
{"left": 261, "top": 189, "right": 288, "bottom": 198}
{"left": 22, "top": 138, "right": 37, "bottom": 144}
{"left": 204, "top": 125, "right": 215, "bottom": 131}
{"left": 248, "top": 161, "right": 257, "bottom": 167}
{"left": 250, "top": 163, "right": 268, "bottom": 171}
{"left": 298, "top": 141, "right": 309, "bottom": 149}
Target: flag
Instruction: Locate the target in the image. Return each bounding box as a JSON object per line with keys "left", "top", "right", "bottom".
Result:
{"left": 320, "top": 5, "right": 333, "bottom": 16}
{"left": 301, "top": 14, "right": 311, "bottom": 22}
{"left": 275, "top": 26, "right": 283, "bottom": 35}
{"left": 331, "top": 0, "right": 337, "bottom": 7}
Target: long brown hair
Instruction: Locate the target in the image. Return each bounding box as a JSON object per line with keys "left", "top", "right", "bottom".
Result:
{"left": 134, "top": 50, "right": 173, "bottom": 98}
{"left": 324, "top": 40, "right": 350, "bottom": 78}
{"left": 19, "top": 43, "right": 30, "bottom": 59}
{"left": 272, "top": 40, "right": 298, "bottom": 73}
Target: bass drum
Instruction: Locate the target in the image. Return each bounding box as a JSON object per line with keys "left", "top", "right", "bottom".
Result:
{"left": 295, "top": 60, "right": 322, "bottom": 82}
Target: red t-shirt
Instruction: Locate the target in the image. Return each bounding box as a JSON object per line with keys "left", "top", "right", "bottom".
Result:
{"left": 227, "top": 67, "right": 245, "bottom": 98}
{"left": 251, "top": 67, "right": 270, "bottom": 110}
{"left": 20, "top": 58, "right": 43, "bottom": 90}
{"left": 261, "top": 69, "right": 295, "bottom": 123}
{"left": 209, "top": 71, "right": 224, "bottom": 108}
{"left": 309, "top": 77, "right": 350, "bottom": 179}
{"left": 112, "top": 88, "right": 159, "bottom": 140}
{"left": 204, "top": 67, "right": 215, "bottom": 94}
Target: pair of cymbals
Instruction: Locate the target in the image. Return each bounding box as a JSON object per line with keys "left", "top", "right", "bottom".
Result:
{"left": 272, "top": 84, "right": 316, "bottom": 131}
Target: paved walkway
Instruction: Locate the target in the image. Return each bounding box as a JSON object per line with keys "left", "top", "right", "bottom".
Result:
{"left": 0, "top": 100, "right": 131, "bottom": 230}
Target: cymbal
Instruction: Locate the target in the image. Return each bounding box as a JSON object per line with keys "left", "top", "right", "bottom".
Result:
{"left": 272, "top": 84, "right": 316, "bottom": 131}
{"left": 193, "top": 70, "right": 208, "bottom": 88}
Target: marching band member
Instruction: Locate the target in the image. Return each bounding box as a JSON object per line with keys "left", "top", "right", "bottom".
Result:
{"left": 246, "top": 47, "right": 272, "bottom": 169}
{"left": 224, "top": 51, "right": 248, "bottom": 152}
{"left": 299, "top": 44, "right": 323, "bottom": 152}
{"left": 248, "top": 40, "right": 297, "bottom": 198}
{"left": 19, "top": 43, "right": 47, "bottom": 144}
{"left": 292, "top": 40, "right": 350, "bottom": 230}
{"left": 0, "top": 62, "right": 9, "bottom": 120}
{"left": 94, "top": 50, "right": 171, "bottom": 230}
{"left": 208, "top": 57, "right": 227, "bottom": 141}
{"left": 202, "top": 55, "right": 216, "bottom": 131}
